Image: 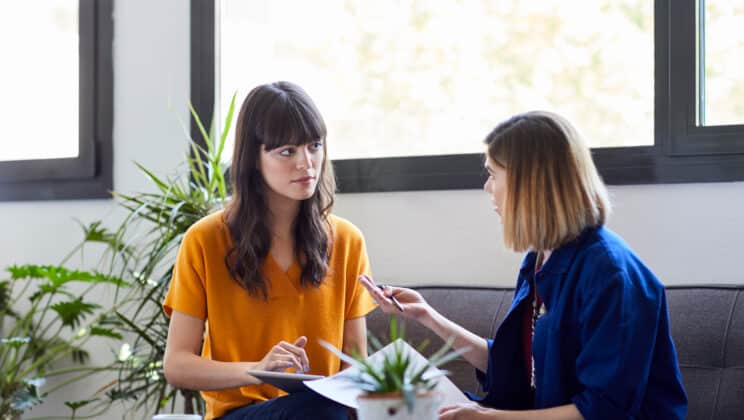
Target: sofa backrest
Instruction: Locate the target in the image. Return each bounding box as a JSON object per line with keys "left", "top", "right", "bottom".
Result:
{"left": 365, "top": 285, "right": 744, "bottom": 420}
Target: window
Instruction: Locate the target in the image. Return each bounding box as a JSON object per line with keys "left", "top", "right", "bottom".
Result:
{"left": 192, "top": 0, "right": 744, "bottom": 192}
{"left": 0, "top": 0, "right": 113, "bottom": 201}
{"left": 667, "top": 0, "right": 744, "bottom": 157}
{"left": 218, "top": 0, "right": 654, "bottom": 159}
{"left": 699, "top": 0, "right": 744, "bottom": 127}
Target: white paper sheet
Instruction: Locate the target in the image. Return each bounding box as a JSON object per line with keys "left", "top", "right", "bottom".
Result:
{"left": 304, "top": 339, "right": 470, "bottom": 409}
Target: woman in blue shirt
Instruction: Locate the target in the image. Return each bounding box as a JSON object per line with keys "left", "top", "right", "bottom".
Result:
{"left": 359, "top": 111, "right": 687, "bottom": 420}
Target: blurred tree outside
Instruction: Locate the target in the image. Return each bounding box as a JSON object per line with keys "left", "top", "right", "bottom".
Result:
{"left": 704, "top": 0, "right": 744, "bottom": 126}
{"left": 218, "top": 0, "right": 742, "bottom": 161}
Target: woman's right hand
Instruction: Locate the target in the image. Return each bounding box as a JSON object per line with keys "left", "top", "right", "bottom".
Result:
{"left": 359, "top": 274, "right": 432, "bottom": 323}
{"left": 254, "top": 336, "right": 310, "bottom": 373}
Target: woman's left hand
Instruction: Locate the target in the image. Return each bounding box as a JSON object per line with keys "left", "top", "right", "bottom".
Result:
{"left": 439, "top": 402, "right": 500, "bottom": 420}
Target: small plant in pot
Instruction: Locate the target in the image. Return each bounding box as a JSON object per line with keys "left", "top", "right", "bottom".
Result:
{"left": 322, "top": 318, "right": 468, "bottom": 420}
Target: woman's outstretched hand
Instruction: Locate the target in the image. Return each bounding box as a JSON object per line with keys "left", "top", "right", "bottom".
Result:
{"left": 255, "top": 336, "right": 310, "bottom": 373}
{"left": 439, "top": 402, "right": 498, "bottom": 419}
{"left": 358, "top": 274, "right": 431, "bottom": 322}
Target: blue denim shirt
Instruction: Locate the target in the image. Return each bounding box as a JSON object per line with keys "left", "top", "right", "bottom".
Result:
{"left": 471, "top": 226, "right": 687, "bottom": 419}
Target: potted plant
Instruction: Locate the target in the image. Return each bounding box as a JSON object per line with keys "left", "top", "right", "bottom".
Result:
{"left": 64, "top": 95, "right": 237, "bottom": 417}
{"left": 322, "top": 318, "right": 468, "bottom": 420}
{"left": 0, "top": 264, "right": 125, "bottom": 419}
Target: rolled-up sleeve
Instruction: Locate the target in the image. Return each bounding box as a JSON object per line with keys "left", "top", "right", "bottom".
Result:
{"left": 474, "top": 338, "right": 495, "bottom": 393}
{"left": 571, "top": 271, "right": 661, "bottom": 420}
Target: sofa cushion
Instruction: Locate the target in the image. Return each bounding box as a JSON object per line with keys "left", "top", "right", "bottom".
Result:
{"left": 666, "top": 286, "right": 744, "bottom": 420}
{"left": 365, "top": 285, "right": 744, "bottom": 420}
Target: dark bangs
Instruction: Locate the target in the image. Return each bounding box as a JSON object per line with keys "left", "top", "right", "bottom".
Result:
{"left": 257, "top": 83, "right": 327, "bottom": 151}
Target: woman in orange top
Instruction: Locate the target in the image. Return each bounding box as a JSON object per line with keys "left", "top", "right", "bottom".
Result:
{"left": 163, "top": 81, "right": 377, "bottom": 420}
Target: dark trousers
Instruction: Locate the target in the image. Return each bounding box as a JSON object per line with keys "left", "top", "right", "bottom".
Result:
{"left": 218, "top": 391, "right": 350, "bottom": 420}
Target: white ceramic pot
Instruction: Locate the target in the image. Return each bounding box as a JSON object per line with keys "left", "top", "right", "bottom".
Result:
{"left": 151, "top": 415, "right": 202, "bottom": 420}
{"left": 357, "top": 392, "right": 441, "bottom": 420}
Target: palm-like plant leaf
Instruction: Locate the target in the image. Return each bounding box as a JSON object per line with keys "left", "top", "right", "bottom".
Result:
{"left": 7, "top": 265, "right": 127, "bottom": 288}
{"left": 89, "top": 327, "right": 124, "bottom": 340}
{"left": 80, "top": 220, "right": 135, "bottom": 258}
{"left": 65, "top": 95, "right": 235, "bottom": 417}
{"left": 51, "top": 298, "right": 100, "bottom": 329}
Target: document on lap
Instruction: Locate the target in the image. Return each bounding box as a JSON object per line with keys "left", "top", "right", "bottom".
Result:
{"left": 303, "top": 339, "right": 469, "bottom": 409}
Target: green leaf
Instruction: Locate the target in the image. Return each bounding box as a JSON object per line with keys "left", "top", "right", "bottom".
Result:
{"left": 135, "top": 162, "right": 172, "bottom": 194}
{"left": 415, "top": 338, "right": 430, "bottom": 355}
{"left": 71, "top": 347, "right": 91, "bottom": 364}
{"left": 8, "top": 264, "right": 127, "bottom": 288}
{"left": 114, "top": 311, "right": 159, "bottom": 348}
{"left": 389, "top": 316, "right": 400, "bottom": 341}
{"left": 65, "top": 398, "right": 98, "bottom": 411}
{"left": 187, "top": 144, "right": 209, "bottom": 188}
{"left": 217, "top": 93, "right": 237, "bottom": 162}
{"left": 367, "top": 330, "right": 384, "bottom": 353}
{"left": 318, "top": 339, "right": 363, "bottom": 369}
{"left": 0, "top": 280, "right": 14, "bottom": 313}
{"left": 90, "top": 327, "right": 123, "bottom": 340}
{"left": 30, "top": 283, "right": 76, "bottom": 301}
{"left": 26, "top": 336, "right": 91, "bottom": 369}
{"left": 188, "top": 101, "right": 213, "bottom": 156}
{"left": 80, "top": 220, "right": 135, "bottom": 257}
{"left": 51, "top": 298, "right": 100, "bottom": 329}
{"left": 7, "top": 264, "right": 37, "bottom": 279}
{"left": 429, "top": 345, "right": 471, "bottom": 368}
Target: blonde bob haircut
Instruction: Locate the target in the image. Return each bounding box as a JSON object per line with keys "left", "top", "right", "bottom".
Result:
{"left": 485, "top": 111, "right": 611, "bottom": 253}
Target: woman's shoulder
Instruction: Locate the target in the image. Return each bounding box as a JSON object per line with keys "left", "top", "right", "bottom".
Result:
{"left": 184, "top": 209, "right": 228, "bottom": 242}
{"left": 327, "top": 214, "right": 364, "bottom": 239}
{"left": 572, "top": 226, "right": 628, "bottom": 266}
{"left": 573, "top": 226, "right": 664, "bottom": 294}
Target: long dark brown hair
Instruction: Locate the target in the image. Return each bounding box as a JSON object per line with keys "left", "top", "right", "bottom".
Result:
{"left": 224, "top": 81, "right": 336, "bottom": 299}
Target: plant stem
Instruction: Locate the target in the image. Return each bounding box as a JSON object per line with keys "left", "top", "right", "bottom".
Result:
{"left": 58, "top": 242, "right": 85, "bottom": 266}
{"left": 42, "top": 369, "right": 105, "bottom": 395}
{"left": 34, "top": 293, "right": 60, "bottom": 346}
{"left": 43, "top": 365, "right": 113, "bottom": 379}
{"left": 25, "top": 402, "right": 112, "bottom": 420}
{"left": 16, "top": 335, "right": 88, "bottom": 379}
{"left": 4, "top": 300, "right": 42, "bottom": 382}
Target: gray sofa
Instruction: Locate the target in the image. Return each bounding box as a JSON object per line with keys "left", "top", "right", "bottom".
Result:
{"left": 366, "top": 285, "right": 744, "bottom": 420}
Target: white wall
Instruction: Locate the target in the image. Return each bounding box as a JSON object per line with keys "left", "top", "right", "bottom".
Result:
{"left": 1, "top": 0, "right": 742, "bottom": 418}
{"left": 334, "top": 182, "right": 744, "bottom": 288}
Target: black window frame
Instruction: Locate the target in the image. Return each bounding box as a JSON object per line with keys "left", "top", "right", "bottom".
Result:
{"left": 0, "top": 0, "right": 114, "bottom": 201}
{"left": 192, "top": 0, "right": 744, "bottom": 193}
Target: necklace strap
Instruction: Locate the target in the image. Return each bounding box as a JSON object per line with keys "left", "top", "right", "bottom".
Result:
{"left": 529, "top": 250, "right": 545, "bottom": 390}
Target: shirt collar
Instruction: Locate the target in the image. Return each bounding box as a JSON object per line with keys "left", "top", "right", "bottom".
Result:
{"left": 518, "top": 225, "right": 601, "bottom": 275}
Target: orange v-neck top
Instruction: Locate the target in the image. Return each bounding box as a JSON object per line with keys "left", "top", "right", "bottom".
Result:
{"left": 163, "top": 210, "right": 377, "bottom": 419}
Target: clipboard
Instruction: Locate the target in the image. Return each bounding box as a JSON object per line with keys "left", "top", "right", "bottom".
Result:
{"left": 246, "top": 370, "right": 325, "bottom": 393}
